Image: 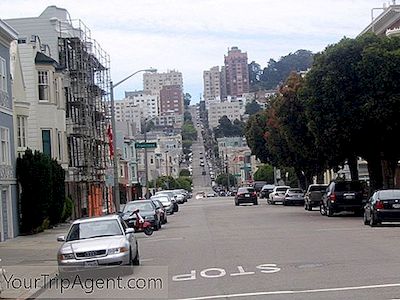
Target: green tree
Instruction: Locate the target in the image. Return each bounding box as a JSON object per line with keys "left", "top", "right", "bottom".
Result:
{"left": 244, "top": 110, "right": 269, "bottom": 163}
{"left": 216, "top": 173, "right": 237, "bottom": 188}
{"left": 214, "top": 116, "right": 245, "bottom": 137}
{"left": 254, "top": 164, "right": 274, "bottom": 182}
{"left": 179, "top": 169, "right": 191, "bottom": 177}
{"left": 245, "top": 101, "right": 262, "bottom": 115}
{"left": 181, "top": 122, "right": 197, "bottom": 141}
{"left": 302, "top": 34, "right": 400, "bottom": 190}
{"left": 184, "top": 93, "right": 192, "bottom": 109}
{"left": 16, "top": 149, "right": 65, "bottom": 234}
{"left": 258, "top": 49, "right": 313, "bottom": 89}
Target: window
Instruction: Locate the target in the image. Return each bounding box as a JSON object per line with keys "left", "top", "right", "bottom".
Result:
{"left": 0, "top": 57, "right": 6, "bottom": 92}
{"left": 55, "top": 78, "right": 60, "bottom": 105}
{"left": 0, "top": 127, "right": 10, "bottom": 165}
{"left": 42, "top": 130, "right": 51, "bottom": 156}
{"left": 38, "top": 71, "right": 49, "bottom": 101}
{"left": 17, "top": 116, "right": 27, "bottom": 148}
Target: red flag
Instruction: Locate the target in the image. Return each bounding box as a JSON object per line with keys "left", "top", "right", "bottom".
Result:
{"left": 107, "top": 125, "right": 114, "bottom": 158}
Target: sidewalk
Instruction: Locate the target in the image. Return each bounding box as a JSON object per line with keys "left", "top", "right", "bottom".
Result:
{"left": 0, "top": 223, "right": 70, "bottom": 299}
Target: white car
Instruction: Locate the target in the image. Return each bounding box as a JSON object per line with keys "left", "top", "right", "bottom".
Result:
{"left": 268, "top": 186, "right": 291, "bottom": 204}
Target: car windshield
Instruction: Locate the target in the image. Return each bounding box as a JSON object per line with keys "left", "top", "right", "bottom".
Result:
{"left": 153, "top": 197, "right": 170, "bottom": 204}
{"left": 238, "top": 188, "right": 254, "bottom": 193}
{"left": 66, "top": 219, "right": 122, "bottom": 241}
{"left": 124, "top": 201, "right": 154, "bottom": 212}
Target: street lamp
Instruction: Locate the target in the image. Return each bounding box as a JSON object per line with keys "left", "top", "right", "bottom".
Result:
{"left": 110, "top": 68, "right": 157, "bottom": 213}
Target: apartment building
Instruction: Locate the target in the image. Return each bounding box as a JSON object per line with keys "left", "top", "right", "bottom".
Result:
{"left": 159, "top": 85, "right": 183, "bottom": 116}
{"left": 7, "top": 6, "right": 111, "bottom": 218}
{"left": 203, "top": 66, "right": 222, "bottom": 101}
{"left": 0, "top": 20, "right": 18, "bottom": 241}
{"left": 143, "top": 70, "right": 183, "bottom": 94}
{"left": 208, "top": 101, "right": 244, "bottom": 129}
{"left": 224, "top": 47, "right": 250, "bottom": 97}
{"left": 124, "top": 90, "right": 159, "bottom": 117}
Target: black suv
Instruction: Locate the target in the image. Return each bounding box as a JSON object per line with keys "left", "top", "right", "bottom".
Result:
{"left": 320, "top": 181, "right": 366, "bottom": 217}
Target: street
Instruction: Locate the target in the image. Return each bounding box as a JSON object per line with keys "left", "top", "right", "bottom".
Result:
{"left": 133, "top": 196, "right": 400, "bottom": 300}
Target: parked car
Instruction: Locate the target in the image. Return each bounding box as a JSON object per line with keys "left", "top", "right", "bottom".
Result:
{"left": 269, "top": 186, "right": 291, "bottom": 204}
{"left": 151, "top": 199, "right": 167, "bottom": 224}
{"left": 320, "top": 180, "right": 366, "bottom": 217}
{"left": 253, "top": 181, "right": 268, "bottom": 195}
{"left": 57, "top": 215, "right": 139, "bottom": 274}
{"left": 260, "top": 184, "right": 275, "bottom": 199}
{"left": 151, "top": 195, "right": 174, "bottom": 215}
{"left": 304, "top": 184, "right": 328, "bottom": 211}
{"left": 283, "top": 188, "right": 305, "bottom": 206}
{"left": 206, "top": 192, "right": 216, "bottom": 197}
{"left": 155, "top": 191, "right": 179, "bottom": 212}
{"left": 122, "top": 200, "right": 162, "bottom": 230}
{"left": 196, "top": 191, "right": 205, "bottom": 199}
{"left": 363, "top": 189, "right": 400, "bottom": 226}
{"left": 235, "top": 187, "right": 258, "bottom": 206}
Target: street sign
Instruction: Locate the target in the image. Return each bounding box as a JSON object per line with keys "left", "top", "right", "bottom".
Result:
{"left": 135, "top": 142, "right": 157, "bottom": 149}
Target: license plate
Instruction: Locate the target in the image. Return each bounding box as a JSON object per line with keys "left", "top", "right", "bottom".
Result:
{"left": 345, "top": 195, "right": 355, "bottom": 199}
{"left": 245, "top": 194, "right": 250, "bottom": 197}
{"left": 84, "top": 261, "right": 98, "bottom": 267}
{"left": 392, "top": 204, "right": 400, "bottom": 209}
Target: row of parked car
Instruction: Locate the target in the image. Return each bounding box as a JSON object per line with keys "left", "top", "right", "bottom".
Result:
{"left": 258, "top": 181, "right": 400, "bottom": 227}
{"left": 56, "top": 189, "right": 191, "bottom": 275}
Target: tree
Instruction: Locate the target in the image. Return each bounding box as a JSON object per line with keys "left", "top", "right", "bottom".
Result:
{"left": 184, "top": 93, "right": 192, "bottom": 109}
{"left": 214, "top": 116, "right": 245, "bottom": 137}
{"left": 258, "top": 50, "right": 314, "bottom": 89}
{"left": 179, "top": 169, "right": 191, "bottom": 177}
{"left": 216, "top": 173, "right": 237, "bottom": 188}
{"left": 181, "top": 122, "right": 197, "bottom": 141}
{"left": 245, "top": 101, "right": 262, "bottom": 115}
{"left": 16, "top": 149, "right": 65, "bottom": 234}
{"left": 254, "top": 164, "right": 274, "bottom": 182}
{"left": 244, "top": 110, "right": 269, "bottom": 163}
{"left": 302, "top": 34, "right": 400, "bottom": 190}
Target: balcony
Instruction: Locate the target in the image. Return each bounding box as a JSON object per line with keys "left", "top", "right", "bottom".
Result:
{"left": 386, "top": 27, "right": 400, "bottom": 37}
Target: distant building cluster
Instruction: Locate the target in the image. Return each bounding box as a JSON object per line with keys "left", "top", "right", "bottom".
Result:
{"left": 202, "top": 47, "right": 277, "bottom": 129}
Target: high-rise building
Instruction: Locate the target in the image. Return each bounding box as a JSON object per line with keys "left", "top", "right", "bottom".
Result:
{"left": 143, "top": 70, "right": 183, "bottom": 95}
{"left": 203, "top": 66, "right": 221, "bottom": 101}
{"left": 224, "top": 47, "right": 249, "bottom": 97}
{"left": 159, "top": 85, "right": 183, "bottom": 116}
{"left": 207, "top": 101, "right": 244, "bottom": 129}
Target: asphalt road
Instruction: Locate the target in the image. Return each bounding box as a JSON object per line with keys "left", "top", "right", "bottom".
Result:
{"left": 137, "top": 197, "right": 400, "bottom": 300}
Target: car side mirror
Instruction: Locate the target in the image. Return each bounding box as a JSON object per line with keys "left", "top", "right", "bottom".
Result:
{"left": 125, "top": 228, "right": 134, "bottom": 234}
{"left": 57, "top": 235, "right": 65, "bottom": 242}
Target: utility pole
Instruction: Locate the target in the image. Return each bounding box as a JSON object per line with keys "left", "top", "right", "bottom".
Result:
{"left": 226, "top": 154, "right": 230, "bottom": 191}
{"left": 110, "top": 81, "right": 120, "bottom": 212}
{"left": 144, "top": 119, "right": 149, "bottom": 198}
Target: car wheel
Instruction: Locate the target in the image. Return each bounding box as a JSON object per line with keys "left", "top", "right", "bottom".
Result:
{"left": 132, "top": 247, "right": 140, "bottom": 266}
{"left": 320, "top": 203, "right": 326, "bottom": 216}
{"left": 327, "top": 204, "right": 334, "bottom": 217}
{"left": 363, "top": 211, "right": 369, "bottom": 225}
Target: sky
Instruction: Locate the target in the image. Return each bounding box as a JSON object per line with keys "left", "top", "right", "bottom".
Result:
{"left": 1, "top": 0, "right": 388, "bottom": 101}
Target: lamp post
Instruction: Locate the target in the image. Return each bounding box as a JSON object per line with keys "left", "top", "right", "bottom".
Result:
{"left": 110, "top": 68, "right": 156, "bottom": 212}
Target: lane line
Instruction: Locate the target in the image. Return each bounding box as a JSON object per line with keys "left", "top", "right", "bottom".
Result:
{"left": 141, "top": 237, "right": 184, "bottom": 243}
{"left": 173, "top": 282, "right": 400, "bottom": 300}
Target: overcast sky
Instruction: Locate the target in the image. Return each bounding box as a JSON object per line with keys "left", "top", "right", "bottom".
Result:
{"left": 1, "top": 0, "right": 388, "bottom": 101}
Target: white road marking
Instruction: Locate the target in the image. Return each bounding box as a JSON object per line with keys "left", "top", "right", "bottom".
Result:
{"left": 316, "top": 227, "right": 364, "bottom": 231}
{"left": 140, "top": 258, "right": 154, "bottom": 262}
{"left": 142, "top": 237, "right": 184, "bottom": 242}
{"left": 173, "top": 282, "right": 400, "bottom": 300}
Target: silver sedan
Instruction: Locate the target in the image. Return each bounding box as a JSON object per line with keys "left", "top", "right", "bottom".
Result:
{"left": 57, "top": 215, "right": 139, "bottom": 274}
